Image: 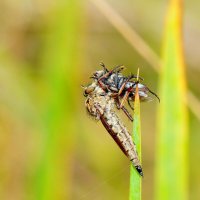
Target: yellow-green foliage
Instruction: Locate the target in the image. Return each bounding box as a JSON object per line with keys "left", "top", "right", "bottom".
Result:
{"left": 0, "top": 0, "right": 197, "bottom": 199}
{"left": 155, "top": 0, "right": 188, "bottom": 199}
{"left": 34, "top": 1, "right": 81, "bottom": 199}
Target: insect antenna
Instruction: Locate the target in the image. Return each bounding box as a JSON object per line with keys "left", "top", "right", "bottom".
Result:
{"left": 148, "top": 88, "right": 160, "bottom": 102}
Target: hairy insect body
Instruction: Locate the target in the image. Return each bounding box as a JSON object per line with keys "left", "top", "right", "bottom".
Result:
{"left": 84, "top": 82, "right": 143, "bottom": 176}
{"left": 92, "top": 65, "right": 160, "bottom": 104}
{"left": 85, "top": 82, "right": 108, "bottom": 119}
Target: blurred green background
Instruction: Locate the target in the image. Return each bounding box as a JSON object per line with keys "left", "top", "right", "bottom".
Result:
{"left": 0, "top": 0, "right": 200, "bottom": 199}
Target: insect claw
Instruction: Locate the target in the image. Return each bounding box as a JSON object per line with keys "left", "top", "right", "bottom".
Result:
{"left": 116, "top": 65, "right": 126, "bottom": 73}
{"left": 100, "top": 62, "right": 109, "bottom": 72}
{"left": 135, "top": 165, "right": 143, "bottom": 177}
{"left": 139, "top": 76, "right": 144, "bottom": 81}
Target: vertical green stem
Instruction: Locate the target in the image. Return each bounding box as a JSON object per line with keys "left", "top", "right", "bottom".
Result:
{"left": 34, "top": 1, "right": 81, "bottom": 199}
{"left": 129, "top": 80, "right": 142, "bottom": 200}
{"left": 155, "top": 0, "right": 188, "bottom": 199}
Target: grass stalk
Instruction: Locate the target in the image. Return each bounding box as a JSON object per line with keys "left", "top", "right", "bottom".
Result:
{"left": 155, "top": 0, "right": 188, "bottom": 199}
{"left": 129, "top": 69, "right": 142, "bottom": 200}
{"left": 34, "top": 1, "right": 81, "bottom": 199}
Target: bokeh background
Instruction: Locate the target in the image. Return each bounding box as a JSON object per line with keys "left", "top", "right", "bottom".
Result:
{"left": 0, "top": 0, "right": 200, "bottom": 199}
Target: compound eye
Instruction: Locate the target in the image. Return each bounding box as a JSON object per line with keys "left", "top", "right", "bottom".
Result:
{"left": 85, "top": 86, "right": 95, "bottom": 94}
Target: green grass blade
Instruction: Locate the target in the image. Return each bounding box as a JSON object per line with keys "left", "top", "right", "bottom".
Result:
{"left": 34, "top": 1, "right": 81, "bottom": 199}
{"left": 129, "top": 81, "right": 142, "bottom": 200}
{"left": 155, "top": 0, "right": 188, "bottom": 199}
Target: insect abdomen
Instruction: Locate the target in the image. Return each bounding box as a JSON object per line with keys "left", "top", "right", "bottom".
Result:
{"left": 100, "top": 110, "right": 143, "bottom": 176}
{"left": 84, "top": 84, "right": 143, "bottom": 176}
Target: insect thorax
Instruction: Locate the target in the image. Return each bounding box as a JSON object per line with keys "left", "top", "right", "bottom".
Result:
{"left": 85, "top": 83, "right": 115, "bottom": 120}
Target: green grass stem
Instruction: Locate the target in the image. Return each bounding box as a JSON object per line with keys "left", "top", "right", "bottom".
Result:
{"left": 129, "top": 69, "right": 142, "bottom": 200}
{"left": 34, "top": 1, "right": 81, "bottom": 199}
{"left": 155, "top": 0, "right": 188, "bottom": 199}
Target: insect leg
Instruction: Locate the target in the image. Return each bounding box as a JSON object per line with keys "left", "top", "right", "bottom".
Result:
{"left": 98, "top": 80, "right": 109, "bottom": 91}
{"left": 118, "top": 75, "right": 137, "bottom": 96}
{"left": 114, "top": 65, "right": 126, "bottom": 73}
{"left": 118, "top": 82, "right": 127, "bottom": 96}
{"left": 110, "top": 92, "right": 118, "bottom": 98}
{"left": 99, "top": 62, "right": 109, "bottom": 72}
{"left": 121, "top": 106, "right": 133, "bottom": 121}
{"left": 111, "top": 89, "right": 133, "bottom": 121}
{"left": 120, "top": 91, "right": 131, "bottom": 109}
{"left": 97, "top": 65, "right": 125, "bottom": 84}
{"left": 128, "top": 98, "right": 134, "bottom": 110}
{"left": 129, "top": 73, "right": 144, "bottom": 81}
{"left": 115, "top": 97, "right": 133, "bottom": 121}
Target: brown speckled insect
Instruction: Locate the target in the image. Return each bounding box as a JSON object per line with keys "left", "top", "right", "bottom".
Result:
{"left": 83, "top": 64, "right": 159, "bottom": 176}
{"left": 83, "top": 81, "right": 143, "bottom": 176}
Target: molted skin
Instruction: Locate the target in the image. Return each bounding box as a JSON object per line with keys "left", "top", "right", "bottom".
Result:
{"left": 84, "top": 82, "right": 143, "bottom": 176}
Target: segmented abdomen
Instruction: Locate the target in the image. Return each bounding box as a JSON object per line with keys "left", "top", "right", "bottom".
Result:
{"left": 85, "top": 84, "right": 143, "bottom": 176}
{"left": 101, "top": 109, "right": 143, "bottom": 176}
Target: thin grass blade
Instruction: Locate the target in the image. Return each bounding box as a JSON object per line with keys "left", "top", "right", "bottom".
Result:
{"left": 34, "top": 1, "right": 81, "bottom": 199}
{"left": 155, "top": 0, "right": 188, "bottom": 199}
{"left": 129, "top": 70, "right": 142, "bottom": 200}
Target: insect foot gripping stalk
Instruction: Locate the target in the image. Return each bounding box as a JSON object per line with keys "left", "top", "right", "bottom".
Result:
{"left": 84, "top": 83, "right": 143, "bottom": 176}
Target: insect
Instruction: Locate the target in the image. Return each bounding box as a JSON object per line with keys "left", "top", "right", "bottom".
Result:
{"left": 83, "top": 64, "right": 159, "bottom": 176}
{"left": 89, "top": 63, "right": 160, "bottom": 122}
{"left": 83, "top": 81, "right": 143, "bottom": 176}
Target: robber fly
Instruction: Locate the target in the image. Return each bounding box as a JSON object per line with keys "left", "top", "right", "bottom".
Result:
{"left": 83, "top": 81, "right": 143, "bottom": 176}
{"left": 88, "top": 63, "right": 160, "bottom": 122}
{"left": 83, "top": 64, "right": 159, "bottom": 176}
